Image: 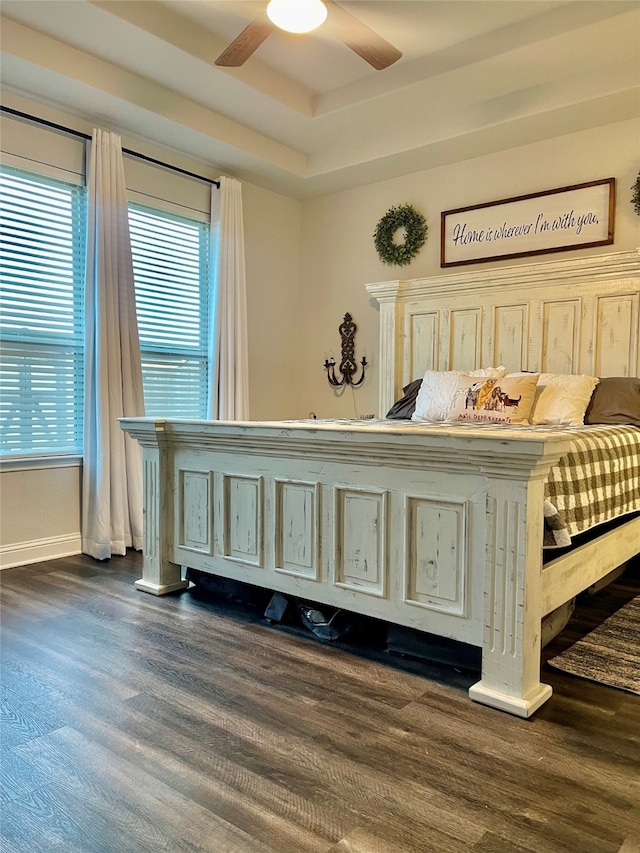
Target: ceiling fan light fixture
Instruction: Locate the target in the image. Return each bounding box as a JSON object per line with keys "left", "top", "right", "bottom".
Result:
{"left": 266, "top": 0, "right": 328, "bottom": 34}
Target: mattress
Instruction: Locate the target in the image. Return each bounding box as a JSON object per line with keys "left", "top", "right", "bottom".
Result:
{"left": 542, "top": 424, "right": 640, "bottom": 547}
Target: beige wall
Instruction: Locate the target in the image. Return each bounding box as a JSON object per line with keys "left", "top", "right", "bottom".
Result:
{"left": 242, "top": 181, "right": 302, "bottom": 420}
{"left": 298, "top": 119, "right": 640, "bottom": 419}
{"left": 0, "top": 462, "right": 82, "bottom": 566}
{"left": 1, "top": 94, "right": 638, "bottom": 564}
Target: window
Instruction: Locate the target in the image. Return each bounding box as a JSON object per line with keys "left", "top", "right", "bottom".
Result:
{"left": 128, "top": 204, "right": 210, "bottom": 419}
{"left": 0, "top": 166, "right": 86, "bottom": 456}
{"left": 0, "top": 167, "right": 211, "bottom": 458}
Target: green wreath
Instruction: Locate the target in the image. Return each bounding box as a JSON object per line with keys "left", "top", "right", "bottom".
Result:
{"left": 631, "top": 171, "right": 640, "bottom": 217}
{"left": 373, "top": 203, "right": 427, "bottom": 266}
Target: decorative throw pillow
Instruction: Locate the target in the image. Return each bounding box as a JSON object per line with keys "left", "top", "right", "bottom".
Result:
{"left": 436, "top": 372, "right": 539, "bottom": 424}
{"left": 411, "top": 366, "right": 507, "bottom": 423}
{"left": 461, "top": 371, "right": 539, "bottom": 424}
{"left": 584, "top": 376, "right": 640, "bottom": 426}
{"left": 386, "top": 378, "right": 422, "bottom": 419}
{"left": 530, "top": 373, "right": 600, "bottom": 426}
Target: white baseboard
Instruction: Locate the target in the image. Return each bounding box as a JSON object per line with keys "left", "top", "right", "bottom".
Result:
{"left": 0, "top": 534, "right": 82, "bottom": 569}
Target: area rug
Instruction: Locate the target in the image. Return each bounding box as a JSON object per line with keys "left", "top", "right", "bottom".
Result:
{"left": 547, "top": 595, "right": 640, "bottom": 694}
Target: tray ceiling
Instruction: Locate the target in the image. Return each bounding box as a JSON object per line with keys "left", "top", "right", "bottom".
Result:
{"left": 1, "top": 0, "right": 638, "bottom": 197}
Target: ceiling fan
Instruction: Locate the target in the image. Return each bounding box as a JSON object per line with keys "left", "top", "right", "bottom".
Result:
{"left": 215, "top": 0, "right": 402, "bottom": 71}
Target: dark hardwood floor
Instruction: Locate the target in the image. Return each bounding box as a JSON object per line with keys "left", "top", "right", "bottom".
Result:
{"left": 1, "top": 552, "right": 639, "bottom": 853}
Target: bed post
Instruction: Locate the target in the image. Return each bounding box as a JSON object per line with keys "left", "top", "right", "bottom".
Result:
{"left": 366, "top": 280, "right": 403, "bottom": 416}
{"left": 119, "top": 418, "right": 188, "bottom": 596}
{"left": 469, "top": 462, "right": 560, "bottom": 717}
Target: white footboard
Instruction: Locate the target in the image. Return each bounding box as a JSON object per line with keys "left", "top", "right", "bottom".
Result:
{"left": 120, "top": 417, "right": 580, "bottom": 717}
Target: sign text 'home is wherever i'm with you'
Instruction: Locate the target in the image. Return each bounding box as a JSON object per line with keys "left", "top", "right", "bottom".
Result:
{"left": 441, "top": 179, "right": 615, "bottom": 267}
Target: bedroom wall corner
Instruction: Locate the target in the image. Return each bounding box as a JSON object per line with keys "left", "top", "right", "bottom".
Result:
{"left": 0, "top": 93, "right": 304, "bottom": 564}
{"left": 241, "top": 182, "right": 303, "bottom": 421}
{"left": 298, "top": 118, "right": 640, "bottom": 419}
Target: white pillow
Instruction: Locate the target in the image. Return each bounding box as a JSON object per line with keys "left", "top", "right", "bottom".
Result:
{"left": 530, "top": 373, "right": 600, "bottom": 425}
{"left": 412, "top": 367, "right": 507, "bottom": 423}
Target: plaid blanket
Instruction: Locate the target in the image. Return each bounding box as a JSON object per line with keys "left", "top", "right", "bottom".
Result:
{"left": 543, "top": 425, "right": 640, "bottom": 548}
{"left": 286, "top": 418, "right": 639, "bottom": 548}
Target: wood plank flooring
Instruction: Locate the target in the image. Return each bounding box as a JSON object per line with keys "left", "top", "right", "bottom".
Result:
{"left": 1, "top": 552, "right": 639, "bottom": 853}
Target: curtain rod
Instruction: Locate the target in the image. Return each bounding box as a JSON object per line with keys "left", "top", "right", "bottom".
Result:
{"left": 1, "top": 105, "right": 221, "bottom": 189}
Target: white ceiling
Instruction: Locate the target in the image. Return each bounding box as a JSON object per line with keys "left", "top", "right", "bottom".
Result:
{"left": 1, "top": 0, "right": 639, "bottom": 198}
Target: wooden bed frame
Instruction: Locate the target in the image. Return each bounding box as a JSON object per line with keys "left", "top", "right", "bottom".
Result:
{"left": 120, "top": 248, "right": 640, "bottom": 718}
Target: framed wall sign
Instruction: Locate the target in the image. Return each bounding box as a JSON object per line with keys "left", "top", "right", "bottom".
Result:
{"left": 441, "top": 178, "right": 615, "bottom": 267}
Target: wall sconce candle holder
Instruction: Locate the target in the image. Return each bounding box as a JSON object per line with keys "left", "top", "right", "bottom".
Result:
{"left": 324, "top": 312, "right": 367, "bottom": 387}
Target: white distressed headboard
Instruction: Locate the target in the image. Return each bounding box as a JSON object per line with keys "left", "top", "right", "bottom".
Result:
{"left": 366, "top": 249, "right": 640, "bottom": 415}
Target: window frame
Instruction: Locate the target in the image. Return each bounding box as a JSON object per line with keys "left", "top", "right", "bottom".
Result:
{"left": 0, "top": 164, "right": 87, "bottom": 460}
{"left": 0, "top": 161, "right": 213, "bottom": 462}
{"left": 127, "top": 200, "right": 211, "bottom": 420}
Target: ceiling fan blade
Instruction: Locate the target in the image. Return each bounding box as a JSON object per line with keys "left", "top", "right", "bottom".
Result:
{"left": 215, "top": 19, "right": 275, "bottom": 67}
{"left": 327, "top": 1, "right": 402, "bottom": 70}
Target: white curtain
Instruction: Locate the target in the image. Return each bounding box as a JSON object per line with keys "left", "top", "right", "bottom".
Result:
{"left": 82, "top": 129, "right": 145, "bottom": 560}
{"left": 207, "top": 176, "right": 250, "bottom": 420}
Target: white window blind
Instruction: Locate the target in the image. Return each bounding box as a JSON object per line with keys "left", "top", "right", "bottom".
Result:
{"left": 0, "top": 166, "right": 86, "bottom": 456}
{"left": 128, "top": 204, "right": 210, "bottom": 419}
